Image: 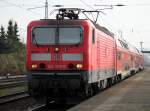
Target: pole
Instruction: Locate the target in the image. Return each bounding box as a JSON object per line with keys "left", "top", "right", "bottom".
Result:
{"left": 45, "top": 0, "right": 48, "bottom": 19}
{"left": 118, "top": 30, "right": 123, "bottom": 38}
{"left": 140, "top": 41, "right": 144, "bottom": 51}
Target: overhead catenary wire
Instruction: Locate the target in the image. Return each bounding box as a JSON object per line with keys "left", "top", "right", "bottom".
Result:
{"left": 27, "top": 0, "right": 49, "bottom": 19}
{"left": 0, "top": 0, "right": 43, "bottom": 17}
{"left": 27, "top": 6, "right": 45, "bottom": 10}
{"left": 123, "top": 4, "right": 150, "bottom": 6}
{"left": 93, "top": 2, "right": 128, "bottom": 35}
{"left": 0, "top": 0, "right": 43, "bottom": 43}
{"left": 79, "top": 0, "right": 95, "bottom": 9}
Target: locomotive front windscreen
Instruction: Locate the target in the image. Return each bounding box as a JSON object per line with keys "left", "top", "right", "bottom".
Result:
{"left": 32, "top": 27, "right": 83, "bottom": 45}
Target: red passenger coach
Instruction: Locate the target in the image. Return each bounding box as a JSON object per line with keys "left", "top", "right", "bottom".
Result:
{"left": 26, "top": 8, "right": 144, "bottom": 104}
{"left": 115, "top": 37, "right": 144, "bottom": 79}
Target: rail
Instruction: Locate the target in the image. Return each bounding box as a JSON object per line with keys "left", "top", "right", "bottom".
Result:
{"left": 31, "top": 104, "right": 47, "bottom": 111}
{"left": 0, "top": 75, "right": 28, "bottom": 99}
{"left": 0, "top": 91, "right": 29, "bottom": 104}
{"left": 0, "top": 75, "right": 27, "bottom": 80}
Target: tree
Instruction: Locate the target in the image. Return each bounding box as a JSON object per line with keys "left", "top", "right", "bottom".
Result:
{"left": 0, "top": 26, "right": 6, "bottom": 42}
{"left": 0, "top": 26, "right": 7, "bottom": 52}
{"left": 7, "top": 20, "right": 14, "bottom": 47}
{"left": 0, "top": 20, "right": 24, "bottom": 53}
{"left": 14, "top": 22, "right": 20, "bottom": 42}
{"left": 7, "top": 20, "right": 14, "bottom": 37}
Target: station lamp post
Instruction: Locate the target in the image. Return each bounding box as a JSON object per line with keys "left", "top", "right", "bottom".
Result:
{"left": 140, "top": 41, "right": 144, "bottom": 51}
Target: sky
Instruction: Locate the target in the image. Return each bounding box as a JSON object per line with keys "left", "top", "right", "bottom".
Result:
{"left": 0, "top": 0, "right": 150, "bottom": 50}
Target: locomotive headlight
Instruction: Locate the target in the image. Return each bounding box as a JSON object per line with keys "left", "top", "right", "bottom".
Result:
{"left": 55, "top": 47, "right": 59, "bottom": 52}
{"left": 32, "top": 64, "right": 37, "bottom": 69}
{"left": 76, "top": 64, "right": 83, "bottom": 69}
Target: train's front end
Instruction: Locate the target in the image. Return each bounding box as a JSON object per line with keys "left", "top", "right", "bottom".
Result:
{"left": 26, "top": 18, "right": 90, "bottom": 102}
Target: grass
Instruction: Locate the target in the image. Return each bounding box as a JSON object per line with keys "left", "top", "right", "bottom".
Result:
{"left": 0, "top": 44, "right": 28, "bottom": 97}
{"left": 0, "top": 48, "right": 26, "bottom": 76}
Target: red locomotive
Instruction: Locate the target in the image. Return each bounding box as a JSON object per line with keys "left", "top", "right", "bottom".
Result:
{"left": 26, "top": 8, "right": 144, "bottom": 104}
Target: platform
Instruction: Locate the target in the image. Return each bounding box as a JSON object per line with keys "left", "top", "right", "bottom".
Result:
{"left": 68, "top": 68, "right": 150, "bottom": 111}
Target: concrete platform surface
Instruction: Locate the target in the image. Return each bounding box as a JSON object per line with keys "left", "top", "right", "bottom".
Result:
{"left": 68, "top": 68, "right": 150, "bottom": 111}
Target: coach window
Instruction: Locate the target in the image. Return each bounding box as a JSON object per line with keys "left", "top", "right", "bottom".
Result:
{"left": 92, "top": 29, "right": 95, "bottom": 44}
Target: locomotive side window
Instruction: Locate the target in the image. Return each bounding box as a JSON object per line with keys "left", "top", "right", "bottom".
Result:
{"left": 92, "top": 29, "right": 95, "bottom": 44}
{"left": 32, "top": 27, "right": 55, "bottom": 44}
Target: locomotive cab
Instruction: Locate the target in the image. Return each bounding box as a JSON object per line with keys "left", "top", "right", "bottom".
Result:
{"left": 27, "top": 21, "right": 85, "bottom": 71}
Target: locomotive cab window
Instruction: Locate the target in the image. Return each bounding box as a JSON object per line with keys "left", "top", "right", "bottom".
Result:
{"left": 59, "top": 27, "right": 83, "bottom": 44}
{"left": 32, "top": 27, "right": 55, "bottom": 44}
{"left": 32, "top": 27, "right": 83, "bottom": 45}
{"left": 92, "top": 29, "right": 95, "bottom": 44}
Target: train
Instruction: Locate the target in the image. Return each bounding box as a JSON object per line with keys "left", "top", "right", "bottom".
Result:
{"left": 26, "top": 8, "right": 144, "bottom": 104}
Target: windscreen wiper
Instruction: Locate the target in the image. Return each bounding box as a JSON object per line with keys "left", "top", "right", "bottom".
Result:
{"left": 32, "top": 33, "right": 39, "bottom": 47}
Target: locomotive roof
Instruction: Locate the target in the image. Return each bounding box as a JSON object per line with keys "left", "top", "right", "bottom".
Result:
{"left": 94, "top": 23, "right": 114, "bottom": 37}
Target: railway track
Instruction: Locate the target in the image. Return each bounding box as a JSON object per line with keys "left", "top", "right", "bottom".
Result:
{"left": 0, "top": 91, "right": 29, "bottom": 104}
{"left": 0, "top": 75, "right": 27, "bottom": 84}
{"left": 0, "top": 75, "right": 28, "bottom": 100}
{"left": 31, "top": 104, "right": 47, "bottom": 111}
{"left": 0, "top": 75, "right": 73, "bottom": 111}
{"left": 0, "top": 81, "right": 27, "bottom": 89}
